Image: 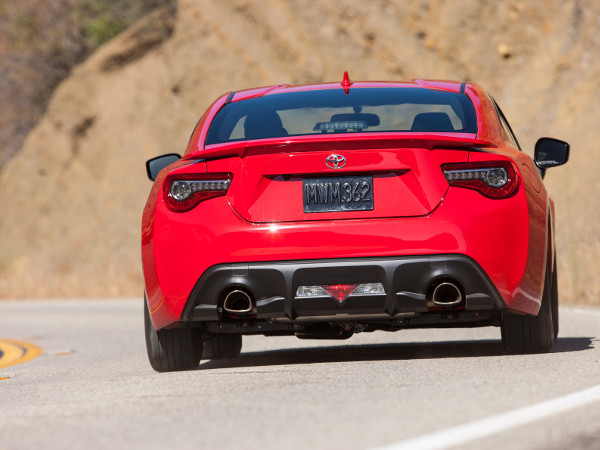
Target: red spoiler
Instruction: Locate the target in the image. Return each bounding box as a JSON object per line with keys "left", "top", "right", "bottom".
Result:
{"left": 185, "top": 133, "right": 496, "bottom": 161}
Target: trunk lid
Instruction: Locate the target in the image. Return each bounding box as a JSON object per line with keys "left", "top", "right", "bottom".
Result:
{"left": 202, "top": 136, "right": 483, "bottom": 223}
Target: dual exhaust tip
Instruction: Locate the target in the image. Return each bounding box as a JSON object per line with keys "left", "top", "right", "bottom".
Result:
{"left": 222, "top": 280, "right": 463, "bottom": 315}
{"left": 223, "top": 289, "right": 255, "bottom": 315}
{"left": 431, "top": 281, "right": 463, "bottom": 307}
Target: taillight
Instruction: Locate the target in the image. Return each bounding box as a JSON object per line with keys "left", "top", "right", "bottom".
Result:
{"left": 441, "top": 161, "right": 519, "bottom": 199}
{"left": 163, "top": 173, "right": 232, "bottom": 212}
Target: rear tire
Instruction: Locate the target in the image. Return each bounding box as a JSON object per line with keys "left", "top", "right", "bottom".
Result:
{"left": 144, "top": 295, "right": 202, "bottom": 372}
{"left": 501, "top": 265, "right": 555, "bottom": 354}
{"left": 202, "top": 334, "right": 242, "bottom": 359}
{"left": 551, "top": 256, "right": 559, "bottom": 340}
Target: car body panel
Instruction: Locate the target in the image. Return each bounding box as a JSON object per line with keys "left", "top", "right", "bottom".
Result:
{"left": 142, "top": 79, "right": 556, "bottom": 331}
{"left": 206, "top": 148, "right": 468, "bottom": 223}
{"left": 144, "top": 180, "right": 534, "bottom": 330}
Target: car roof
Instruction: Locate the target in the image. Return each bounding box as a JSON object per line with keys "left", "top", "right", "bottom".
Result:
{"left": 229, "top": 77, "right": 465, "bottom": 103}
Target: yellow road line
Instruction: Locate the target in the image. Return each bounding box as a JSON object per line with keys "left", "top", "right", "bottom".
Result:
{"left": 0, "top": 339, "right": 43, "bottom": 369}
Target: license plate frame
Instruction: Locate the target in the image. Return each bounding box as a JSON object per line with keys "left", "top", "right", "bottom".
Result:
{"left": 303, "top": 175, "right": 374, "bottom": 213}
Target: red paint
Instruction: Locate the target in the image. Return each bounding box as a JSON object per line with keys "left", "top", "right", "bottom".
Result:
{"left": 206, "top": 148, "right": 467, "bottom": 223}
{"left": 341, "top": 71, "right": 353, "bottom": 94}
{"left": 142, "top": 79, "right": 558, "bottom": 329}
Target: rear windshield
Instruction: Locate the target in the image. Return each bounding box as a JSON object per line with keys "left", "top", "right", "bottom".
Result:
{"left": 205, "top": 88, "right": 477, "bottom": 145}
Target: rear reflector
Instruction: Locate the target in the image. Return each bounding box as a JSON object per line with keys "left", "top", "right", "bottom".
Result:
{"left": 322, "top": 284, "right": 360, "bottom": 302}
{"left": 295, "top": 283, "right": 385, "bottom": 302}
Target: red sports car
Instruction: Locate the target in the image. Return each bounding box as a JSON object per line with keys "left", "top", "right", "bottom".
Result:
{"left": 142, "top": 73, "right": 569, "bottom": 372}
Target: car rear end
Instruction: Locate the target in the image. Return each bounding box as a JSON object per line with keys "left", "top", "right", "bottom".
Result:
{"left": 142, "top": 82, "right": 530, "bottom": 337}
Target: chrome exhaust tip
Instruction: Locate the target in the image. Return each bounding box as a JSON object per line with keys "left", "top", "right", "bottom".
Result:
{"left": 223, "top": 289, "right": 254, "bottom": 314}
{"left": 432, "top": 282, "right": 463, "bottom": 306}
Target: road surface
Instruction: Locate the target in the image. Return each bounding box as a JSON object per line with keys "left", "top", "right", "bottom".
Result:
{"left": 0, "top": 299, "right": 598, "bottom": 449}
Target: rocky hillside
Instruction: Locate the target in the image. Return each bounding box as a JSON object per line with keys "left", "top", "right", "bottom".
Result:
{"left": 0, "top": 0, "right": 175, "bottom": 168}
{"left": 1, "top": 0, "right": 599, "bottom": 304}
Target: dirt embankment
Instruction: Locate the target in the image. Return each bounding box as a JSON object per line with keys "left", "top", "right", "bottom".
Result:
{"left": 0, "top": 0, "right": 176, "bottom": 169}
{"left": 1, "top": 0, "right": 599, "bottom": 304}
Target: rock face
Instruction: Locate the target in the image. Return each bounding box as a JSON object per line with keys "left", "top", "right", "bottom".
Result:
{"left": 0, "top": 0, "right": 599, "bottom": 303}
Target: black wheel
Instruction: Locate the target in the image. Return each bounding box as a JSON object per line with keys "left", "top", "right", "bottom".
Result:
{"left": 144, "top": 295, "right": 202, "bottom": 372}
{"left": 550, "top": 256, "right": 559, "bottom": 340}
{"left": 501, "top": 265, "right": 555, "bottom": 354}
{"left": 202, "top": 334, "right": 242, "bottom": 359}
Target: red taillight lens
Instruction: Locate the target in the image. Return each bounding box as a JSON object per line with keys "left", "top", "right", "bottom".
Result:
{"left": 442, "top": 161, "right": 519, "bottom": 199}
{"left": 163, "top": 173, "right": 232, "bottom": 212}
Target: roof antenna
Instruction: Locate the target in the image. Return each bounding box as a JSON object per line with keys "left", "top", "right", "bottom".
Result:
{"left": 341, "top": 71, "right": 353, "bottom": 95}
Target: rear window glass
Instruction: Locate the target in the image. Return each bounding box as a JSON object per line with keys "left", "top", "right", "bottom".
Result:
{"left": 205, "top": 88, "right": 477, "bottom": 145}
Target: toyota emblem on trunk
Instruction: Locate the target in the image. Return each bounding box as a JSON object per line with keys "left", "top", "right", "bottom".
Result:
{"left": 326, "top": 154, "right": 346, "bottom": 169}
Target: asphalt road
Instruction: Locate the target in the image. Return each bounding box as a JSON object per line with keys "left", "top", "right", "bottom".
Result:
{"left": 0, "top": 299, "right": 598, "bottom": 449}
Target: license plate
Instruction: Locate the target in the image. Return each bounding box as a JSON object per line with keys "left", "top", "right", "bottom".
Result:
{"left": 303, "top": 176, "right": 374, "bottom": 213}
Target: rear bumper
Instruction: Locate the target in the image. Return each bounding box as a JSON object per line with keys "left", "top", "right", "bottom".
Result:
{"left": 144, "top": 186, "right": 540, "bottom": 329}
{"left": 182, "top": 254, "right": 504, "bottom": 323}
